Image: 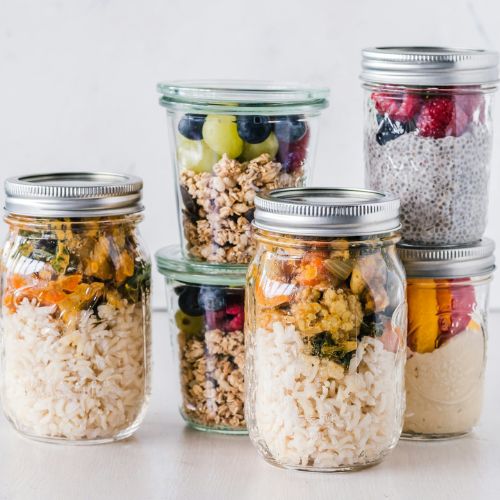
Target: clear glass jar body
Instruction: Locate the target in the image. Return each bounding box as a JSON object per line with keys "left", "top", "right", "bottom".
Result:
{"left": 403, "top": 274, "right": 491, "bottom": 439}
{"left": 164, "top": 277, "right": 246, "bottom": 434}
{"left": 165, "top": 109, "right": 322, "bottom": 264}
{"left": 364, "top": 84, "right": 495, "bottom": 245}
{"left": 245, "top": 231, "right": 407, "bottom": 471}
{"left": 0, "top": 214, "right": 152, "bottom": 443}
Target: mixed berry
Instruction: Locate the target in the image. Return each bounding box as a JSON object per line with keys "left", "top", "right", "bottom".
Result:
{"left": 371, "top": 89, "right": 484, "bottom": 145}
{"left": 176, "top": 113, "right": 309, "bottom": 174}
{"left": 174, "top": 284, "right": 245, "bottom": 336}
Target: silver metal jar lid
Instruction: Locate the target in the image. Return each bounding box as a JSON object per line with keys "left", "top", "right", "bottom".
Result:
{"left": 361, "top": 47, "right": 499, "bottom": 86}
{"left": 4, "top": 172, "right": 144, "bottom": 217}
{"left": 398, "top": 239, "right": 496, "bottom": 278}
{"left": 254, "top": 187, "right": 400, "bottom": 237}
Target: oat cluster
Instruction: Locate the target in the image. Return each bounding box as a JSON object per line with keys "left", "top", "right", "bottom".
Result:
{"left": 179, "top": 328, "right": 245, "bottom": 430}
{"left": 180, "top": 153, "right": 301, "bottom": 263}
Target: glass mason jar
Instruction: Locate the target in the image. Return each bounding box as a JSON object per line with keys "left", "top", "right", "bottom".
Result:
{"left": 361, "top": 47, "right": 498, "bottom": 245}
{"left": 157, "top": 81, "right": 329, "bottom": 264}
{"left": 399, "top": 240, "right": 495, "bottom": 439}
{"left": 156, "top": 246, "right": 247, "bottom": 434}
{"left": 246, "top": 188, "right": 407, "bottom": 471}
{"left": 0, "top": 173, "right": 152, "bottom": 444}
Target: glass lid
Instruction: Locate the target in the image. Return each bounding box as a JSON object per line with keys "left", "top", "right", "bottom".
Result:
{"left": 157, "top": 80, "right": 329, "bottom": 115}
{"left": 155, "top": 245, "right": 247, "bottom": 286}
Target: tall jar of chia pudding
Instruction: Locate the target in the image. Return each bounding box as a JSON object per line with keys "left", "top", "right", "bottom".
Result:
{"left": 157, "top": 81, "right": 329, "bottom": 264}
{"left": 361, "top": 47, "right": 498, "bottom": 245}
{"left": 398, "top": 240, "right": 495, "bottom": 439}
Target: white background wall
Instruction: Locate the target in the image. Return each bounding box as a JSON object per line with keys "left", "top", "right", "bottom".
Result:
{"left": 0, "top": 0, "right": 499, "bottom": 309}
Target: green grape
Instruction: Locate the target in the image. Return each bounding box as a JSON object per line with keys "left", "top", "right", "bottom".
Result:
{"left": 177, "top": 136, "right": 219, "bottom": 173}
{"left": 175, "top": 310, "right": 204, "bottom": 337}
{"left": 239, "top": 131, "right": 279, "bottom": 161}
{"left": 202, "top": 114, "right": 243, "bottom": 158}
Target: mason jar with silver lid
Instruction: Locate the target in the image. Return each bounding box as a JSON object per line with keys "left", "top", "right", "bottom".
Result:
{"left": 245, "top": 187, "right": 407, "bottom": 471}
{"left": 399, "top": 239, "right": 495, "bottom": 440}
{"left": 361, "top": 46, "right": 499, "bottom": 245}
{"left": 1, "top": 172, "right": 151, "bottom": 443}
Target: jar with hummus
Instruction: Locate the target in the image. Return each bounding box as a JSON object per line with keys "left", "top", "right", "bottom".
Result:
{"left": 399, "top": 240, "right": 495, "bottom": 439}
{"left": 246, "top": 188, "right": 407, "bottom": 471}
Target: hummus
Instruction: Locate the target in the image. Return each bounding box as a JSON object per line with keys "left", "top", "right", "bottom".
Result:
{"left": 403, "top": 327, "right": 485, "bottom": 436}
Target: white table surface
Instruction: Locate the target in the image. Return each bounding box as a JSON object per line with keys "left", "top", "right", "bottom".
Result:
{"left": 0, "top": 310, "right": 499, "bottom": 500}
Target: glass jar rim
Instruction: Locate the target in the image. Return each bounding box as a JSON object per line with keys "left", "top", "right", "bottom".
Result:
{"left": 157, "top": 80, "right": 329, "bottom": 115}
{"left": 155, "top": 245, "right": 247, "bottom": 286}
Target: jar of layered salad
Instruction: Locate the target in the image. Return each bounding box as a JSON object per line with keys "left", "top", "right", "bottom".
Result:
{"left": 156, "top": 246, "right": 247, "bottom": 433}
{"left": 245, "top": 188, "right": 407, "bottom": 471}
{"left": 399, "top": 240, "right": 495, "bottom": 439}
{"left": 361, "top": 47, "right": 498, "bottom": 245}
{"left": 157, "top": 81, "right": 329, "bottom": 264}
{"left": 0, "top": 173, "right": 151, "bottom": 443}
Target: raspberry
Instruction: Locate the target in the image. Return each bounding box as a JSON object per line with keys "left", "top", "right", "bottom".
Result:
{"left": 225, "top": 303, "right": 244, "bottom": 331}
{"left": 372, "top": 92, "right": 400, "bottom": 117}
{"left": 416, "top": 98, "right": 454, "bottom": 139}
{"left": 371, "top": 92, "right": 421, "bottom": 121}
{"left": 445, "top": 104, "right": 469, "bottom": 137}
{"left": 454, "top": 93, "right": 483, "bottom": 118}
{"left": 277, "top": 129, "right": 309, "bottom": 173}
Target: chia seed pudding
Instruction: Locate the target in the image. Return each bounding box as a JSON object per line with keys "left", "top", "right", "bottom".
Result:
{"left": 365, "top": 119, "right": 492, "bottom": 244}
{"left": 361, "top": 47, "right": 498, "bottom": 245}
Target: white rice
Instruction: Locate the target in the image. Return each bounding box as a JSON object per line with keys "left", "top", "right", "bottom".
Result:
{"left": 247, "top": 321, "right": 404, "bottom": 468}
{"left": 1, "top": 298, "right": 150, "bottom": 441}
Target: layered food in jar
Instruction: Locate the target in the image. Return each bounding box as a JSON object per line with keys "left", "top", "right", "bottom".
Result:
{"left": 156, "top": 246, "right": 247, "bottom": 433}
{"left": 0, "top": 173, "right": 151, "bottom": 443}
{"left": 158, "top": 81, "right": 329, "bottom": 263}
{"left": 245, "top": 188, "right": 406, "bottom": 471}
{"left": 399, "top": 241, "right": 495, "bottom": 439}
{"left": 361, "top": 47, "right": 498, "bottom": 245}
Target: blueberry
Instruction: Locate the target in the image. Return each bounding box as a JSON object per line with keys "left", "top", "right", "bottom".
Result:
{"left": 375, "top": 115, "right": 415, "bottom": 146}
{"left": 236, "top": 115, "right": 272, "bottom": 144}
{"left": 178, "top": 114, "right": 205, "bottom": 140}
{"left": 198, "top": 286, "right": 226, "bottom": 311}
{"left": 178, "top": 286, "right": 204, "bottom": 316}
{"left": 275, "top": 116, "right": 307, "bottom": 143}
{"left": 244, "top": 208, "right": 255, "bottom": 222}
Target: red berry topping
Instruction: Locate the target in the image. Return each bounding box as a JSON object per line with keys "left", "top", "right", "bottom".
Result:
{"left": 445, "top": 104, "right": 469, "bottom": 137}
{"left": 225, "top": 303, "right": 244, "bottom": 331}
{"left": 278, "top": 129, "right": 310, "bottom": 173}
{"left": 416, "top": 97, "right": 454, "bottom": 139}
{"left": 437, "top": 282, "right": 476, "bottom": 345}
{"left": 371, "top": 92, "right": 421, "bottom": 121}
{"left": 454, "top": 93, "right": 483, "bottom": 118}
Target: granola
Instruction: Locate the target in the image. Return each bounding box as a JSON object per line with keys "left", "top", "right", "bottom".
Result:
{"left": 179, "top": 328, "right": 245, "bottom": 431}
{"left": 180, "top": 154, "right": 302, "bottom": 263}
